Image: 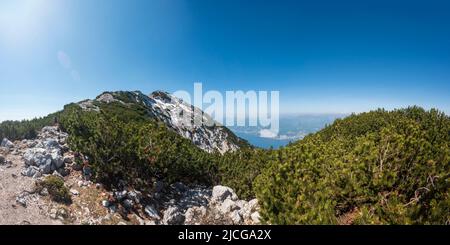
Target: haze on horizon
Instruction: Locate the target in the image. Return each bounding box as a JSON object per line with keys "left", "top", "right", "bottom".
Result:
{"left": 1, "top": 0, "right": 450, "bottom": 122}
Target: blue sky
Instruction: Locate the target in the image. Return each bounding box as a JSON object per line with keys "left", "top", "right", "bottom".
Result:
{"left": 1, "top": 0, "right": 450, "bottom": 121}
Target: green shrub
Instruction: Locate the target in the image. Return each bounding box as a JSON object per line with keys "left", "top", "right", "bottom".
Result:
{"left": 217, "top": 148, "right": 273, "bottom": 200}
{"left": 38, "top": 176, "right": 72, "bottom": 204}
{"left": 60, "top": 104, "right": 219, "bottom": 190}
{"left": 255, "top": 107, "right": 450, "bottom": 224}
{"left": 0, "top": 112, "right": 62, "bottom": 141}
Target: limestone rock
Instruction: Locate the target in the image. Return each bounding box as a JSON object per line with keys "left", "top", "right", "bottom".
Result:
{"left": 211, "top": 185, "right": 238, "bottom": 203}
{"left": 162, "top": 206, "right": 184, "bottom": 225}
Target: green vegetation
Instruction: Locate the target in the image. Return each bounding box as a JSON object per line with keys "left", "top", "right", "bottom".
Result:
{"left": 60, "top": 103, "right": 220, "bottom": 189}
{"left": 217, "top": 148, "right": 274, "bottom": 199}
{"left": 2, "top": 96, "right": 448, "bottom": 225}
{"left": 254, "top": 107, "right": 450, "bottom": 224}
{"left": 0, "top": 111, "right": 62, "bottom": 141}
{"left": 37, "top": 176, "right": 72, "bottom": 204}
{"left": 59, "top": 100, "right": 254, "bottom": 194}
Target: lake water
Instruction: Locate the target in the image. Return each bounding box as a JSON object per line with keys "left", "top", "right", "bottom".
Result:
{"left": 229, "top": 114, "right": 347, "bottom": 149}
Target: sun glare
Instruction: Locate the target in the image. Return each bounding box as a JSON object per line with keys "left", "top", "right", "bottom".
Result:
{"left": 0, "top": 0, "right": 54, "bottom": 46}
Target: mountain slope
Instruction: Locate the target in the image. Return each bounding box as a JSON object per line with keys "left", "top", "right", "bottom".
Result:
{"left": 77, "top": 91, "right": 248, "bottom": 154}
{"left": 255, "top": 107, "right": 450, "bottom": 224}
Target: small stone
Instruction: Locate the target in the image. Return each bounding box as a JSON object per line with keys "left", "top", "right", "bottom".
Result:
{"left": 211, "top": 185, "right": 238, "bottom": 203}
{"left": 57, "top": 208, "right": 68, "bottom": 220}
{"left": 251, "top": 212, "right": 261, "bottom": 224}
{"left": 49, "top": 208, "right": 57, "bottom": 219}
{"left": 16, "top": 196, "right": 27, "bottom": 207}
{"left": 162, "top": 206, "right": 184, "bottom": 225}
{"left": 21, "top": 166, "right": 40, "bottom": 177}
{"left": 40, "top": 188, "right": 49, "bottom": 196}
{"left": 184, "top": 206, "right": 207, "bottom": 224}
{"left": 78, "top": 180, "right": 88, "bottom": 187}
{"left": 235, "top": 200, "right": 248, "bottom": 210}
{"left": 240, "top": 199, "right": 259, "bottom": 220}
{"left": 248, "top": 199, "right": 258, "bottom": 208}
{"left": 114, "top": 190, "right": 127, "bottom": 201}
{"left": 219, "top": 198, "right": 239, "bottom": 214}
{"left": 122, "top": 199, "right": 134, "bottom": 209}
{"left": 102, "top": 200, "right": 110, "bottom": 207}
{"left": 230, "top": 210, "right": 243, "bottom": 224}
{"left": 127, "top": 190, "right": 142, "bottom": 203}
{"left": 144, "top": 205, "right": 161, "bottom": 220}
{"left": 70, "top": 189, "right": 79, "bottom": 195}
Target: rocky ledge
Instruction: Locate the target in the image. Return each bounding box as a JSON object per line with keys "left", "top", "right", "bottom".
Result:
{"left": 103, "top": 183, "right": 261, "bottom": 225}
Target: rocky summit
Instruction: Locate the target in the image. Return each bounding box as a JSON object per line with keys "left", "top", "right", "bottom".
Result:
{"left": 77, "top": 91, "right": 246, "bottom": 154}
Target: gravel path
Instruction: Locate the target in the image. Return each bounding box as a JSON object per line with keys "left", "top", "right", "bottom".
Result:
{"left": 0, "top": 152, "right": 62, "bottom": 225}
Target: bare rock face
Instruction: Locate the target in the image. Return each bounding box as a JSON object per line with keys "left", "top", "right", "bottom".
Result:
{"left": 147, "top": 91, "right": 241, "bottom": 154}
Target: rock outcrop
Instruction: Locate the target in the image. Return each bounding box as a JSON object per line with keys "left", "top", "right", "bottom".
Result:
{"left": 98, "top": 181, "right": 261, "bottom": 225}
{"left": 19, "top": 126, "right": 72, "bottom": 178}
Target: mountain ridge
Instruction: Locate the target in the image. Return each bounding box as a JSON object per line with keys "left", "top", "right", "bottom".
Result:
{"left": 75, "top": 90, "right": 248, "bottom": 154}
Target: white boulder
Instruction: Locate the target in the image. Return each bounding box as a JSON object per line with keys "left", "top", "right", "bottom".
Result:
{"left": 230, "top": 210, "right": 243, "bottom": 224}
{"left": 218, "top": 198, "right": 239, "bottom": 214}
{"left": 211, "top": 185, "right": 238, "bottom": 203}
{"left": 162, "top": 206, "right": 184, "bottom": 225}
{"left": 1, "top": 138, "right": 14, "bottom": 149}
{"left": 21, "top": 166, "right": 41, "bottom": 178}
